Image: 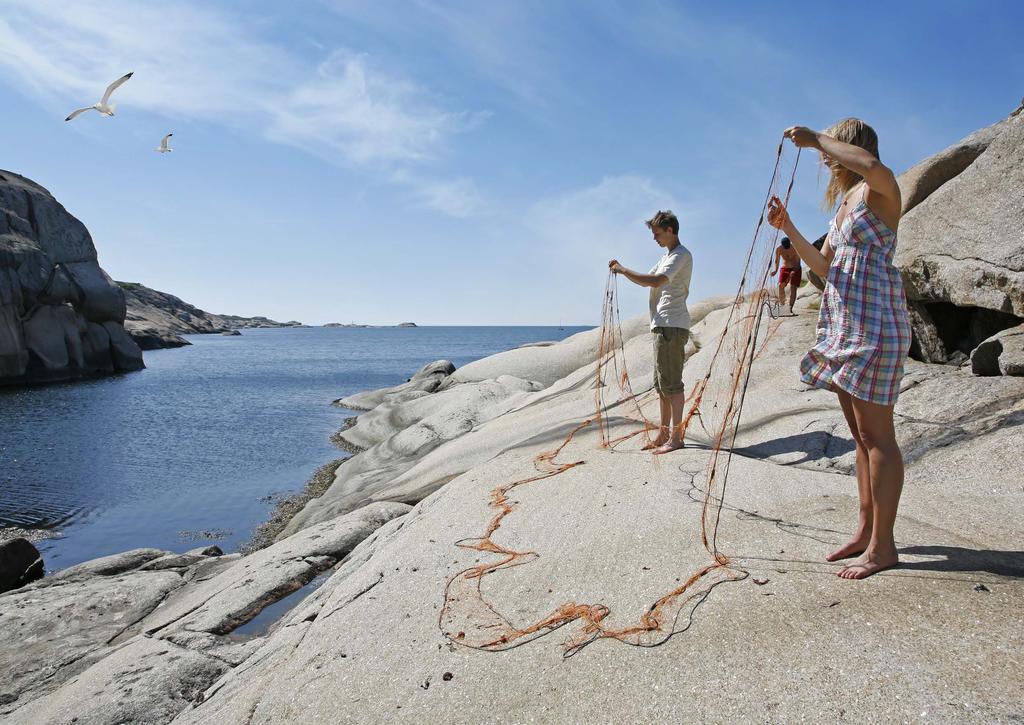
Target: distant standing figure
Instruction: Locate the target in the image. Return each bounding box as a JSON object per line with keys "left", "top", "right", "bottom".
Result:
{"left": 608, "top": 210, "right": 693, "bottom": 455}
{"left": 767, "top": 119, "right": 911, "bottom": 580}
{"left": 769, "top": 236, "right": 802, "bottom": 315}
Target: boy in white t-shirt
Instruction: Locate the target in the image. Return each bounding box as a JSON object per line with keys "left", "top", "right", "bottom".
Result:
{"left": 608, "top": 210, "right": 693, "bottom": 454}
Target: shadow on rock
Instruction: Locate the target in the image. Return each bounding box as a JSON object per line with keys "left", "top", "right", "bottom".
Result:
{"left": 734, "top": 430, "right": 856, "bottom": 465}
{"left": 899, "top": 545, "right": 1024, "bottom": 578}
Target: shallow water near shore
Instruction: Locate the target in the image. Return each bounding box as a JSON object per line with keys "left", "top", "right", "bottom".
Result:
{"left": 0, "top": 326, "right": 588, "bottom": 571}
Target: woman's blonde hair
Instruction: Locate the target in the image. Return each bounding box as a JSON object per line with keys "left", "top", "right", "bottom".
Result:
{"left": 821, "top": 118, "right": 879, "bottom": 210}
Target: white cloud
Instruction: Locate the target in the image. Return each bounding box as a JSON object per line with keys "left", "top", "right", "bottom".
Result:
{"left": 0, "top": 0, "right": 487, "bottom": 214}
{"left": 264, "top": 50, "right": 485, "bottom": 166}
{"left": 322, "top": 0, "right": 571, "bottom": 110}
{"left": 410, "top": 176, "right": 486, "bottom": 218}
{"left": 0, "top": 0, "right": 292, "bottom": 118}
{"left": 527, "top": 174, "right": 684, "bottom": 258}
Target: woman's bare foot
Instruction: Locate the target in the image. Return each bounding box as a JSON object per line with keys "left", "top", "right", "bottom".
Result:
{"left": 836, "top": 549, "right": 898, "bottom": 579}
{"left": 825, "top": 534, "right": 870, "bottom": 562}
{"left": 652, "top": 439, "right": 684, "bottom": 455}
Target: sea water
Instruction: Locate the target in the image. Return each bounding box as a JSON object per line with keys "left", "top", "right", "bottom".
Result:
{"left": 0, "top": 326, "right": 588, "bottom": 570}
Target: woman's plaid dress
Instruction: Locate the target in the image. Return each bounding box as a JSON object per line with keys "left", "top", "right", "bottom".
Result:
{"left": 799, "top": 198, "right": 912, "bottom": 406}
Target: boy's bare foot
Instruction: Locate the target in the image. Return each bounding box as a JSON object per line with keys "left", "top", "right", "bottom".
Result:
{"left": 836, "top": 549, "right": 898, "bottom": 579}
{"left": 652, "top": 439, "right": 684, "bottom": 455}
{"left": 825, "top": 534, "right": 870, "bottom": 562}
{"left": 641, "top": 430, "right": 669, "bottom": 450}
{"left": 641, "top": 437, "right": 668, "bottom": 450}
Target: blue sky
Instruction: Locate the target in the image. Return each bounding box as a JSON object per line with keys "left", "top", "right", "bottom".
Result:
{"left": 1, "top": 1, "right": 1020, "bottom": 325}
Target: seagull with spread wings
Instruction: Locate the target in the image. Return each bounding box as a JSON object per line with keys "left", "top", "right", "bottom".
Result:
{"left": 65, "top": 72, "right": 134, "bottom": 122}
{"left": 156, "top": 133, "right": 173, "bottom": 153}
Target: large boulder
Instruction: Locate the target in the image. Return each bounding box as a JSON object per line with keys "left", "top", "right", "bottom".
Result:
{"left": 971, "top": 323, "right": 1024, "bottom": 376}
{"left": 897, "top": 114, "right": 1013, "bottom": 216}
{"left": 895, "top": 109, "right": 1024, "bottom": 367}
{"left": 0, "top": 538, "right": 43, "bottom": 593}
{"left": 0, "top": 170, "right": 144, "bottom": 385}
{"left": 335, "top": 359, "right": 456, "bottom": 411}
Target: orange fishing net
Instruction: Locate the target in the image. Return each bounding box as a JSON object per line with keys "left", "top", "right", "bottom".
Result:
{"left": 440, "top": 140, "right": 802, "bottom": 656}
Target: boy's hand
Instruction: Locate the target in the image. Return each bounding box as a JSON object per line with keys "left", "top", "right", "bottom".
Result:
{"left": 608, "top": 259, "right": 624, "bottom": 274}
{"left": 770, "top": 268, "right": 777, "bottom": 276}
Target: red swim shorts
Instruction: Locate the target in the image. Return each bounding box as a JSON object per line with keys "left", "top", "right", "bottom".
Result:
{"left": 779, "top": 267, "right": 802, "bottom": 286}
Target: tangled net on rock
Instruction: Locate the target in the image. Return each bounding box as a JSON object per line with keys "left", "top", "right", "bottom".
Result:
{"left": 439, "top": 140, "right": 802, "bottom": 656}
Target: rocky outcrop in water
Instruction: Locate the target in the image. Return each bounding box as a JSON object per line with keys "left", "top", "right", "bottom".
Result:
{"left": 0, "top": 170, "right": 143, "bottom": 385}
{"left": 121, "top": 281, "right": 304, "bottom": 350}
{"left": 0, "top": 538, "right": 43, "bottom": 593}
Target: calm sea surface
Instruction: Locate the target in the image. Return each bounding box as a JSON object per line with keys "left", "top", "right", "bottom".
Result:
{"left": 0, "top": 326, "right": 588, "bottom": 571}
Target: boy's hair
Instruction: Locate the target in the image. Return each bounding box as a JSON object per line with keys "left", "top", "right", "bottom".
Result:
{"left": 780, "top": 237, "right": 791, "bottom": 249}
{"left": 645, "top": 210, "right": 679, "bottom": 235}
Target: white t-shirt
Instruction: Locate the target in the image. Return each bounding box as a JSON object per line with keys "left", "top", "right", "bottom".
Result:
{"left": 648, "top": 244, "right": 693, "bottom": 331}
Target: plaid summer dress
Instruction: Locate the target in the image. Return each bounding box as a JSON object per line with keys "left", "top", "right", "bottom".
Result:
{"left": 799, "top": 198, "right": 912, "bottom": 406}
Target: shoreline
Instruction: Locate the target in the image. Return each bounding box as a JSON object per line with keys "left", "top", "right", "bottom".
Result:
{"left": 0, "top": 526, "right": 59, "bottom": 547}
{"left": 238, "top": 456, "right": 349, "bottom": 555}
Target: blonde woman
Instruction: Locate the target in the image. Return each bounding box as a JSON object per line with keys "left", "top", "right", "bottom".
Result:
{"left": 767, "top": 119, "right": 911, "bottom": 579}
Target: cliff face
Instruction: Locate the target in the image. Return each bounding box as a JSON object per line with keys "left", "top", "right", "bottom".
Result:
{"left": 0, "top": 170, "right": 143, "bottom": 385}
{"left": 896, "top": 106, "right": 1024, "bottom": 368}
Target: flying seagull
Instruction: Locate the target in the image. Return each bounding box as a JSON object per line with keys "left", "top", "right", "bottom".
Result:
{"left": 156, "top": 133, "right": 173, "bottom": 153}
{"left": 65, "top": 72, "right": 134, "bottom": 121}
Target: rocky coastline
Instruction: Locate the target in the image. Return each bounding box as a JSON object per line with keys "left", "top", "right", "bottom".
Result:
{"left": 0, "top": 108, "right": 1022, "bottom": 722}
{"left": 120, "top": 281, "right": 304, "bottom": 350}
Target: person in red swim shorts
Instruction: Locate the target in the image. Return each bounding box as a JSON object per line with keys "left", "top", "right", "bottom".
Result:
{"left": 770, "top": 236, "right": 802, "bottom": 315}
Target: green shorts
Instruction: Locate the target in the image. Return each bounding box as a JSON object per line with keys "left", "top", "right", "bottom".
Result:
{"left": 652, "top": 326, "right": 689, "bottom": 395}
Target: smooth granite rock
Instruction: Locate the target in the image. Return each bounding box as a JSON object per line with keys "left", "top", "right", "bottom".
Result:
{"left": 896, "top": 112, "right": 1024, "bottom": 319}
{"left": 42, "top": 548, "right": 171, "bottom": 583}
{"left": 7, "top": 635, "right": 228, "bottom": 725}
{"left": 169, "top": 364, "right": 1023, "bottom": 723}
{"left": 971, "top": 322, "right": 1024, "bottom": 376}
{"left": 284, "top": 378, "right": 543, "bottom": 535}
{"left": 138, "top": 502, "right": 411, "bottom": 637}
{"left": 336, "top": 359, "right": 456, "bottom": 411}
{"left": 0, "top": 570, "right": 184, "bottom": 713}
{"left": 897, "top": 114, "right": 1012, "bottom": 216}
